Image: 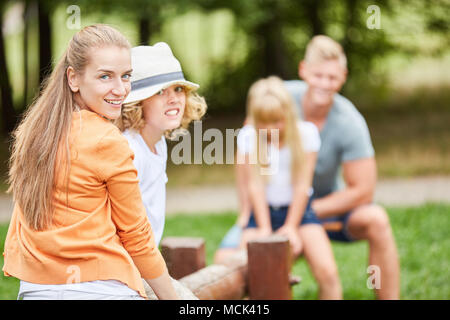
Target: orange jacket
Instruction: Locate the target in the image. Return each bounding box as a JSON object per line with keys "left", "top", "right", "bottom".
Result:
{"left": 3, "top": 110, "right": 166, "bottom": 298}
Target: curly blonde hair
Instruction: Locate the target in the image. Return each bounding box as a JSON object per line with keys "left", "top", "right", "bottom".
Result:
{"left": 115, "top": 88, "right": 207, "bottom": 140}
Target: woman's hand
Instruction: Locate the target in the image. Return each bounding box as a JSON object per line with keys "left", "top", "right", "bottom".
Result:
{"left": 275, "top": 225, "right": 303, "bottom": 258}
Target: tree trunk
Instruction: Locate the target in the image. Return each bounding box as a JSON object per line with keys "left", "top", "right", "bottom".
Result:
{"left": 304, "top": 0, "right": 324, "bottom": 36}
{"left": 342, "top": 0, "right": 357, "bottom": 75}
{"left": 0, "top": 8, "right": 17, "bottom": 135}
{"left": 23, "top": 0, "right": 30, "bottom": 109}
{"left": 255, "top": 1, "right": 288, "bottom": 78}
{"left": 38, "top": 0, "right": 52, "bottom": 85}
{"left": 139, "top": 17, "right": 150, "bottom": 45}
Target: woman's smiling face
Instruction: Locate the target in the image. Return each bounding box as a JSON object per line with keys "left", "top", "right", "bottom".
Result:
{"left": 67, "top": 45, "right": 132, "bottom": 120}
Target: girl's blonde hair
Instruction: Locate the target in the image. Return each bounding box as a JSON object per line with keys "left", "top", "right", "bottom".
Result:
{"left": 115, "top": 88, "right": 207, "bottom": 139}
{"left": 8, "top": 24, "right": 130, "bottom": 230}
{"left": 246, "top": 76, "right": 305, "bottom": 183}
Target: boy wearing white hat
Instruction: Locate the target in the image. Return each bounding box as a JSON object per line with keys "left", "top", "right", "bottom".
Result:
{"left": 115, "top": 42, "right": 207, "bottom": 246}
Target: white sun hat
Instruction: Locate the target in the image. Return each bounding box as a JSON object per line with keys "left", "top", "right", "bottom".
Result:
{"left": 124, "top": 42, "right": 199, "bottom": 104}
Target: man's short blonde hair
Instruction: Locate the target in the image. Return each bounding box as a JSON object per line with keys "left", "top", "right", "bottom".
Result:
{"left": 304, "top": 35, "right": 347, "bottom": 69}
{"left": 115, "top": 88, "right": 207, "bottom": 140}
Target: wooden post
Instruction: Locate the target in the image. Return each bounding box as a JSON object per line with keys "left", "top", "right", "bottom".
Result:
{"left": 161, "top": 237, "right": 206, "bottom": 279}
{"left": 247, "top": 235, "right": 292, "bottom": 300}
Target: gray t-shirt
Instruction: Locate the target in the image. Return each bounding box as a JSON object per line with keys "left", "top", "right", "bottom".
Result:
{"left": 284, "top": 80, "right": 375, "bottom": 198}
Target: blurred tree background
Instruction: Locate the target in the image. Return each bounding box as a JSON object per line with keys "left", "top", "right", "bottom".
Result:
{"left": 0, "top": 0, "right": 449, "bottom": 188}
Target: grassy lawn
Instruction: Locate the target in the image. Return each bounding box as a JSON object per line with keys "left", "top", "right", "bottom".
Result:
{"left": 1, "top": 203, "right": 449, "bottom": 300}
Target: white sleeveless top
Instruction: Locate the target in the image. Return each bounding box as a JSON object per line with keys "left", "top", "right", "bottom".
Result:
{"left": 237, "top": 121, "right": 321, "bottom": 206}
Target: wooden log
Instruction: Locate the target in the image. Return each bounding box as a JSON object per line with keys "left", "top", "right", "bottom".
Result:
{"left": 160, "top": 237, "right": 206, "bottom": 280}
{"left": 156, "top": 237, "right": 298, "bottom": 300}
{"left": 179, "top": 250, "right": 248, "bottom": 300}
{"left": 247, "top": 235, "right": 292, "bottom": 300}
{"left": 179, "top": 265, "right": 245, "bottom": 300}
{"left": 218, "top": 249, "right": 247, "bottom": 276}
{"left": 144, "top": 277, "right": 199, "bottom": 300}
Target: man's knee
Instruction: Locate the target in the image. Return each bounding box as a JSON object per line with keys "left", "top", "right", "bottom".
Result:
{"left": 363, "top": 205, "right": 392, "bottom": 240}
{"left": 348, "top": 204, "right": 392, "bottom": 240}
{"left": 369, "top": 204, "right": 390, "bottom": 227}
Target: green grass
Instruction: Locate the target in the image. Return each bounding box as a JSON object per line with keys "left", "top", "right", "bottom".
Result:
{"left": 0, "top": 223, "right": 18, "bottom": 300}
{"left": 1, "top": 203, "right": 449, "bottom": 300}
{"left": 291, "top": 203, "right": 450, "bottom": 300}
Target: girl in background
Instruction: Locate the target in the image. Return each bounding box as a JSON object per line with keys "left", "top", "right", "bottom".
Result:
{"left": 221, "top": 76, "right": 342, "bottom": 299}
{"left": 115, "top": 42, "right": 207, "bottom": 246}
{"left": 3, "top": 25, "right": 177, "bottom": 300}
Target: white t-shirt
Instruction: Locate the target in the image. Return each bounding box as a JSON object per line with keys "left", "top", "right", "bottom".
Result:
{"left": 123, "top": 129, "right": 168, "bottom": 246}
{"left": 237, "top": 121, "right": 321, "bottom": 207}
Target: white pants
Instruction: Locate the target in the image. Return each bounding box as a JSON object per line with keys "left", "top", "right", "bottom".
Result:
{"left": 19, "top": 290, "right": 145, "bottom": 300}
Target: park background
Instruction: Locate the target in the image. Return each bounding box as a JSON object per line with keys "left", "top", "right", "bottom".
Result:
{"left": 0, "top": 0, "right": 449, "bottom": 299}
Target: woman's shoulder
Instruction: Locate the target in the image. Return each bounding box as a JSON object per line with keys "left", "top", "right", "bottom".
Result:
{"left": 72, "top": 110, "right": 131, "bottom": 153}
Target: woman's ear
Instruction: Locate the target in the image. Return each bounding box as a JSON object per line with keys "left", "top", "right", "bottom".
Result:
{"left": 67, "top": 66, "right": 79, "bottom": 93}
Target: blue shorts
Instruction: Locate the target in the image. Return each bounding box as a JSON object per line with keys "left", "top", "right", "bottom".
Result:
{"left": 218, "top": 197, "right": 320, "bottom": 249}
{"left": 246, "top": 197, "right": 321, "bottom": 230}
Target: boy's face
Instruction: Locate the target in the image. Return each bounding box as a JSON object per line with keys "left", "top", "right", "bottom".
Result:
{"left": 299, "top": 58, "right": 347, "bottom": 108}
{"left": 141, "top": 84, "right": 187, "bottom": 134}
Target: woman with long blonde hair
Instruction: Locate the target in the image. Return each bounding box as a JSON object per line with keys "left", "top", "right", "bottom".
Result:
{"left": 114, "top": 43, "right": 206, "bottom": 246}
{"left": 3, "top": 24, "right": 178, "bottom": 300}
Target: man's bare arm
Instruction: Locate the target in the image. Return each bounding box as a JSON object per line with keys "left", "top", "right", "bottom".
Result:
{"left": 312, "top": 157, "right": 377, "bottom": 219}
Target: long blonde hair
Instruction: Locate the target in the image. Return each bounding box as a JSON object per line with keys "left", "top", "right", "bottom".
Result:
{"left": 115, "top": 88, "right": 207, "bottom": 140}
{"left": 8, "top": 24, "right": 131, "bottom": 230}
{"left": 246, "top": 76, "right": 305, "bottom": 183}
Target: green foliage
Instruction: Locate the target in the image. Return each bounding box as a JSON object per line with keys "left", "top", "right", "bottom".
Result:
{"left": 2, "top": 0, "right": 449, "bottom": 116}
{"left": 0, "top": 223, "right": 19, "bottom": 300}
